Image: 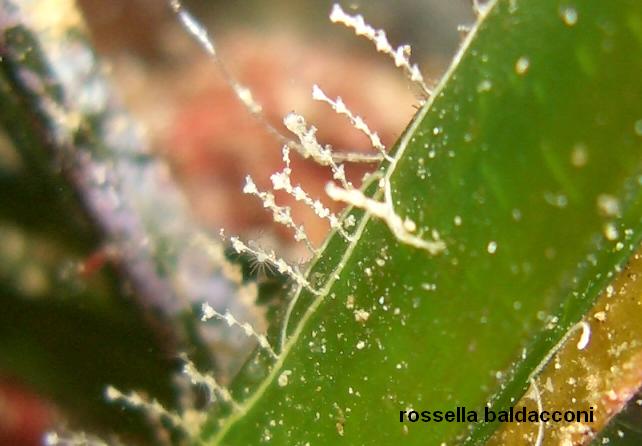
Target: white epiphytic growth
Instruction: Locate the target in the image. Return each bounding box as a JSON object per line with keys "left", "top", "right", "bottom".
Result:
{"left": 104, "top": 385, "right": 186, "bottom": 433}
{"left": 470, "top": 0, "right": 492, "bottom": 17}
{"left": 170, "top": 0, "right": 215, "bottom": 56}
{"left": 282, "top": 112, "right": 352, "bottom": 189}
{"left": 170, "top": 0, "right": 384, "bottom": 166}
{"left": 170, "top": 0, "right": 426, "bottom": 284}
{"left": 529, "top": 378, "right": 545, "bottom": 446}
{"left": 312, "top": 84, "right": 393, "bottom": 163}
{"left": 191, "top": 232, "right": 259, "bottom": 311}
{"left": 101, "top": 356, "right": 238, "bottom": 440}
{"left": 169, "top": 0, "right": 446, "bottom": 278}
{"left": 169, "top": 0, "right": 446, "bottom": 371}
{"left": 321, "top": 5, "right": 447, "bottom": 255}
{"left": 169, "top": 0, "right": 285, "bottom": 147}
{"left": 528, "top": 320, "right": 592, "bottom": 382}
{"left": 226, "top": 233, "right": 321, "bottom": 296}
{"left": 201, "top": 302, "right": 278, "bottom": 359}
{"left": 243, "top": 175, "right": 317, "bottom": 254}
{"left": 181, "top": 354, "right": 239, "bottom": 409}
{"left": 325, "top": 181, "right": 446, "bottom": 255}
{"left": 45, "top": 432, "right": 110, "bottom": 446}
{"left": 329, "top": 4, "right": 432, "bottom": 97}
{"left": 270, "top": 145, "right": 354, "bottom": 242}
{"left": 85, "top": 3, "right": 449, "bottom": 443}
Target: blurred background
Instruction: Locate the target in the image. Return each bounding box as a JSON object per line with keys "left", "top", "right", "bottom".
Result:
{"left": 0, "top": 1, "right": 475, "bottom": 444}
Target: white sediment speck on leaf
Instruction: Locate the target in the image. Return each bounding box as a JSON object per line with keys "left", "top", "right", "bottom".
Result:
{"left": 487, "top": 241, "right": 497, "bottom": 254}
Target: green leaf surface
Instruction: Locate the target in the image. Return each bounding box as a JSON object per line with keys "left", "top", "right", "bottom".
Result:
{"left": 200, "top": 0, "right": 642, "bottom": 444}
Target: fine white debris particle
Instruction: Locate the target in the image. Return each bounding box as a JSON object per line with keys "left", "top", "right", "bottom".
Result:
{"left": 576, "top": 321, "right": 591, "bottom": 350}
{"left": 603, "top": 223, "right": 619, "bottom": 241}
{"left": 354, "top": 309, "right": 370, "bottom": 323}
{"left": 561, "top": 7, "right": 578, "bottom": 26}
{"left": 278, "top": 370, "right": 292, "bottom": 387}
{"left": 515, "top": 56, "right": 530, "bottom": 75}
{"left": 487, "top": 241, "right": 497, "bottom": 254}
{"left": 597, "top": 194, "right": 621, "bottom": 218}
